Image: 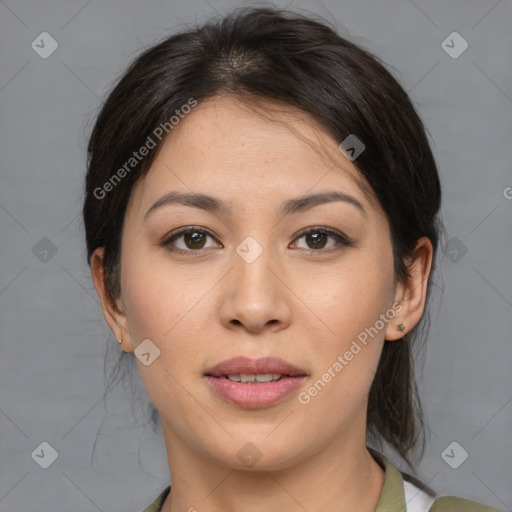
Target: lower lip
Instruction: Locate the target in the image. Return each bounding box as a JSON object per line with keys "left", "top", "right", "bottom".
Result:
{"left": 205, "top": 375, "right": 307, "bottom": 409}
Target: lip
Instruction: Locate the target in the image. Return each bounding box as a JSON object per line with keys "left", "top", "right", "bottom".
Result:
{"left": 204, "top": 356, "right": 308, "bottom": 409}
{"left": 205, "top": 356, "right": 306, "bottom": 377}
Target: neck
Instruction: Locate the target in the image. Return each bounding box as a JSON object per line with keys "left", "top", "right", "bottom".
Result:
{"left": 160, "top": 426, "right": 385, "bottom": 512}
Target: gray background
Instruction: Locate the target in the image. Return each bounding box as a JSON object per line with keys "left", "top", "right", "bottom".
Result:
{"left": 1, "top": 0, "right": 511, "bottom": 510}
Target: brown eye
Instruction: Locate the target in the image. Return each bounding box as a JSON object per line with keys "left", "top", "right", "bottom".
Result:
{"left": 183, "top": 230, "right": 207, "bottom": 249}
{"left": 161, "top": 227, "right": 220, "bottom": 253}
{"left": 304, "top": 231, "right": 329, "bottom": 249}
{"left": 292, "top": 227, "right": 352, "bottom": 253}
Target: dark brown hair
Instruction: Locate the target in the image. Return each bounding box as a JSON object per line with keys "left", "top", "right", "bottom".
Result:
{"left": 84, "top": 6, "right": 442, "bottom": 469}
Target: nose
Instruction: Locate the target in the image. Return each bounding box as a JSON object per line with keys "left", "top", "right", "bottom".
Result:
{"left": 218, "top": 238, "right": 292, "bottom": 334}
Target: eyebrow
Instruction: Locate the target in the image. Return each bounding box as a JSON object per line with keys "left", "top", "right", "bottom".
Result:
{"left": 144, "top": 190, "right": 366, "bottom": 221}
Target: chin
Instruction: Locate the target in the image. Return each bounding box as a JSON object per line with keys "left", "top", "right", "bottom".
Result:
{"left": 208, "top": 437, "right": 309, "bottom": 473}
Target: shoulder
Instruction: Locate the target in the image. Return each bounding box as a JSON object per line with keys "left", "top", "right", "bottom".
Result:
{"left": 141, "top": 486, "right": 171, "bottom": 512}
{"left": 369, "top": 448, "right": 507, "bottom": 512}
{"left": 429, "top": 496, "right": 508, "bottom": 512}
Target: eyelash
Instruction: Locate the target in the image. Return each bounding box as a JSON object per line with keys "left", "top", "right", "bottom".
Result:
{"left": 160, "top": 225, "right": 354, "bottom": 256}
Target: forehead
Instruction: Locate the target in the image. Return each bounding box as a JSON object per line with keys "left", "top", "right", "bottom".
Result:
{"left": 166, "top": 95, "right": 359, "bottom": 173}
{"left": 130, "top": 95, "right": 379, "bottom": 216}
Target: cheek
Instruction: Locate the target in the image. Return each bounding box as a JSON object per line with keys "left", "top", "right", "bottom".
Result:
{"left": 295, "top": 249, "right": 395, "bottom": 400}
{"left": 120, "top": 243, "right": 198, "bottom": 340}
{"left": 122, "top": 272, "right": 176, "bottom": 343}
{"left": 297, "top": 252, "right": 394, "bottom": 343}
{"left": 119, "top": 257, "right": 201, "bottom": 413}
{"left": 119, "top": 248, "right": 213, "bottom": 376}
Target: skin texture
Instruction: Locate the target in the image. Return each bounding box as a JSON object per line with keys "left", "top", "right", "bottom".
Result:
{"left": 91, "top": 95, "right": 433, "bottom": 512}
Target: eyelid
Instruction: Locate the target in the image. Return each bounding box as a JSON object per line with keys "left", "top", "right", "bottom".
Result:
{"left": 293, "top": 225, "right": 351, "bottom": 242}
{"left": 291, "top": 225, "right": 354, "bottom": 252}
{"left": 161, "top": 225, "right": 221, "bottom": 249}
{"left": 160, "top": 225, "right": 353, "bottom": 254}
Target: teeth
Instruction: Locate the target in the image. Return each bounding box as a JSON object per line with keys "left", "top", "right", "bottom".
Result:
{"left": 226, "top": 373, "right": 282, "bottom": 383}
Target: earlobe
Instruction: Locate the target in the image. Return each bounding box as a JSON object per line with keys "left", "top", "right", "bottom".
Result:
{"left": 385, "top": 236, "right": 434, "bottom": 341}
{"left": 90, "top": 247, "right": 134, "bottom": 352}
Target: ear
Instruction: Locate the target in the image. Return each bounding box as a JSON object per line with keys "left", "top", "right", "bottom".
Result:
{"left": 385, "top": 236, "right": 434, "bottom": 341}
{"left": 90, "top": 247, "right": 134, "bottom": 352}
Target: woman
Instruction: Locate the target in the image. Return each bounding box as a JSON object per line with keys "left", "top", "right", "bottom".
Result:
{"left": 83, "top": 6, "right": 505, "bottom": 512}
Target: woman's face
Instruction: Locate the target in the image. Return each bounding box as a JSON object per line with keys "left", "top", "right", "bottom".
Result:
{"left": 99, "top": 95, "right": 416, "bottom": 471}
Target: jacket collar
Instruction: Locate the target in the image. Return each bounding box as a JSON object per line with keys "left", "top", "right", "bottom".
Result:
{"left": 145, "top": 449, "right": 408, "bottom": 512}
{"left": 370, "top": 448, "right": 408, "bottom": 512}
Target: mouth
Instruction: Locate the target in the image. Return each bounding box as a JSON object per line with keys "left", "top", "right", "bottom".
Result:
{"left": 205, "top": 356, "right": 307, "bottom": 379}
{"left": 204, "top": 356, "right": 308, "bottom": 409}
{"left": 214, "top": 373, "right": 295, "bottom": 383}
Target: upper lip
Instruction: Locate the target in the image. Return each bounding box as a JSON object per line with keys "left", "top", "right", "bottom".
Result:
{"left": 205, "top": 356, "right": 307, "bottom": 377}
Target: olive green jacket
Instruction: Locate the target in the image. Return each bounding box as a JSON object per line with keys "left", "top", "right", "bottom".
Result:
{"left": 141, "top": 451, "right": 507, "bottom": 512}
